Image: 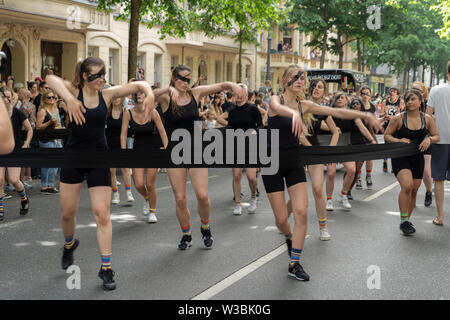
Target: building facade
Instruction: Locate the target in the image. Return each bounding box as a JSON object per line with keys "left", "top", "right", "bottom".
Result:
{"left": 0, "top": 0, "right": 369, "bottom": 93}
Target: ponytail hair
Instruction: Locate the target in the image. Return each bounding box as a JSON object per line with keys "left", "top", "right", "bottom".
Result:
{"left": 72, "top": 57, "right": 105, "bottom": 90}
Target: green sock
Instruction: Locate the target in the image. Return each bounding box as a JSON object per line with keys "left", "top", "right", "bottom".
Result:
{"left": 400, "top": 213, "right": 409, "bottom": 223}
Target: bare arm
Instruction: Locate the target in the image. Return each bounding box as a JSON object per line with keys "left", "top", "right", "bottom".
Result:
{"left": 0, "top": 99, "right": 14, "bottom": 154}
{"left": 354, "top": 118, "right": 376, "bottom": 143}
{"left": 46, "top": 75, "right": 85, "bottom": 125}
{"left": 419, "top": 114, "right": 440, "bottom": 152}
{"left": 152, "top": 110, "right": 168, "bottom": 149}
{"left": 103, "top": 81, "right": 155, "bottom": 113}
{"left": 36, "top": 109, "right": 56, "bottom": 130}
{"left": 324, "top": 116, "right": 340, "bottom": 146}
{"left": 21, "top": 119, "right": 33, "bottom": 148}
{"left": 302, "top": 100, "right": 383, "bottom": 133}
{"left": 384, "top": 116, "right": 405, "bottom": 143}
{"left": 191, "top": 82, "right": 245, "bottom": 102}
{"left": 120, "top": 110, "right": 130, "bottom": 149}
{"left": 216, "top": 112, "right": 229, "bottom": 127}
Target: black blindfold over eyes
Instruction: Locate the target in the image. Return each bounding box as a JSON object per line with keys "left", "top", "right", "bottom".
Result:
{"left": 88, "top": 67, "right": 106, "bottom": 82}
{"left": 288, "top": 71, "right": 304, "bottom": 87}
{"left": 176, "top": 74, "right": 191, "bottom": 84}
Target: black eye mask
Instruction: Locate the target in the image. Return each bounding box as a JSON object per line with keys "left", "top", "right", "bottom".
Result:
{"left": 176, "top": 74, "right": 191, "bottom": 84}
{"left": 87, "top": 67, "right": 106, "bottom": 82}
{"left": 288, "top": 71, "right": 304, "bottom": 87}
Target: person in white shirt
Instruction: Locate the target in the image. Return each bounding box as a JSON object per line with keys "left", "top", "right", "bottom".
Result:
{"left": 427, "top": 61, "right": 450, "bottom": 226}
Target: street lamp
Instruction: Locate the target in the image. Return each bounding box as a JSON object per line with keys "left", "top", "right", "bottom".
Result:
{"left": 266, "top": 35, "right": 272, "bottom": 81}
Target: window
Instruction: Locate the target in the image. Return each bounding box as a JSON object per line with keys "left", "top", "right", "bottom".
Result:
{"left": 154, "top": 54, "right": 162, "bottom": 83}
{"left": 186, "top": 57, "right": 193, "bottom": 69}
{"left": 108, "top": 50, "right": 114, "bottom": 84}
{"left": 226, "top": 62, "right": 232, "bottom": 81}
{"left": 171, "top": 55, "right": 179, "bottom": 69}
{"left": 215, "top": 61, "right": 221, "bottom": 83}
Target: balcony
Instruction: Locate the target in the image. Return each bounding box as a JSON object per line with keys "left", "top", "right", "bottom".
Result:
{"left": 258, "top": 51, "right": 306, "bottom": 68}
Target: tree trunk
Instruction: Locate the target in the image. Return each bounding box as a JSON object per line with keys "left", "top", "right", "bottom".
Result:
{"left": 412, "top": 63, "right": 417, "bottom": 82}
{"left": 128, "top": 0, "right": 141, "bottom": 82}
{"left": 320, "top": 3, "right": 328, "bottom": 69}
{"left": 402, "top": 64, "right": 408, "bottom": 93}
{"left": 422, "top": 64, "right": 425, "bottom": 82}
{"left": 337, "top": 32, "right": 344, "bottom": 69}
{"left": 430, "top": 66, "right": 433, "bottom": 87}
{"left": 357, "top": 39, "right": 362, "bottom": 72}
{"left": 238, "top": 32, "right": 243, "bottom": 83}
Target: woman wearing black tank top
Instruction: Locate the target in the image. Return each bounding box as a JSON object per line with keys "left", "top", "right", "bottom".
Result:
{"left": 298, "top": 79, "right": 339, "bottom": 241}
{"left": 155, "top": 64, "right": 246, "bottom": 250}
{"left": 263, "top": 65, "right": 383, "bottom": 282}
{"left": 106, "top": 94, "right": 134, "bottom": 205}
{"left": 325, "top": 92, "right": 376, "bottom": 211}
{"left": 385, "top": 89, "right": 439, "bottom": 236}
{"left": 121, "top": 91, "right": 167, "bottom": 224}
{"left": 46, "top": 56, "right": 156, "bottom": 291}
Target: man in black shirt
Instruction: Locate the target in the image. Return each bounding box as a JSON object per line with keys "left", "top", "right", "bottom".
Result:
{"left": 221, "top": 91, "right": 236, "bottom": 113}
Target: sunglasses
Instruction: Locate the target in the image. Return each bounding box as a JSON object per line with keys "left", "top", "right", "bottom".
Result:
{"left": 176, "top": 74, "right": 191, "bottom": 84}
{"left": 87, "top": 66, "right": 106, "bottom": 82}
{"left": 46, "top": 96, "right": 57, "bottom": 100}
{"left": 43, "top": 87, "right": 50, "bottom": 90}
{"left": 361, "top": 92, "right": 370, "bottom": 96}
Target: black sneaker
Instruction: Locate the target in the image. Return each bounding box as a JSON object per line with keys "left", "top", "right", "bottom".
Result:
{"left": 0, "top": 208, "right": 4, "bottom": 221}
{"left": 288, "top": 262, "right": 310, "bottom": 281}
{"left": 178, "top": 234, "right": 192, "bottom": 250}
{"left": 200, "top": 228, "right": 213, "bottom": 249}
{"left": 47, "top": 187, "right": 59, "bottom": 194}
{"left": 408, "top": 221, "right": 416, "bottom": 234}
{"left": 20, "top": 198, "right": 29, "bottom": 215}
{"left": 98, "top": 267, "right": 116, "bottom": 291}
{"left": 286, "top": 238, "right": 292, "bottom": 257}
{"left": 424, "top": 191, "right": 432, "bottom": 207}
{"left": 383, "top": 161, "right": 388, "bottom": 172}
{"left": 61, "top": 239, "right": 79, "bottom": 270}
{"left": 41, "top": 188, "right": 51, "bottom": 194}
{"left": 347, "top": 190, "right": 353, "bottom": 200}
{"left": 400, "top": 221, "right": 414, "bottom": 235}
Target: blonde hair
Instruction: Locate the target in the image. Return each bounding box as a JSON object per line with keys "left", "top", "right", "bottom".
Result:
{"left": 281, "top": 65, "right": 314, "bottom": 135}
{"left": 412, "top": 81, "right": 429, "bottom": 101}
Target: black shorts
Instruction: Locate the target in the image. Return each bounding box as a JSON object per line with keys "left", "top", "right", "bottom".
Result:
{"left": 60, "top": 167, "right": 111, "bottom": 188}
{"left": 431, "top": 144, "right": 450, "bottom": 180}
{"left": 391, "top": 154, "right": 424, "bottom": 179}
{"left": 261, "top": 161, "right": 307, "bottom": 194}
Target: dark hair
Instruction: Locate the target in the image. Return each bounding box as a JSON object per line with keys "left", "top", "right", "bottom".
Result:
{"left": 27, "top": 81, "right": 37, "bottom": 91}
{"left": 389, "top": 87, "right": 400, "bottom": 94}
{"left": 255, "top": 98, "right": 262, "bottom": 106}
{"left": 170, "top": 64, "right": 193, "bottom": 115}
{"left": 349, "top": 97, "right": 364, "bottom": 110}
{"left": 308, "top": 78, "right": 327, "bottom": 97}
{"left": 226, "top": 91, "right": 234, "bottom": 99}
{"left": 72, "top": 57, "right": 105, "bottom": 90}
{"left": 360, "top": 86, "right": 371, "bottom": 95}
{"left": 39, "top": 81, "right": 47, "bottom": 89}
{"left": 404, "top": 89, "right": 424, "bottom": 111}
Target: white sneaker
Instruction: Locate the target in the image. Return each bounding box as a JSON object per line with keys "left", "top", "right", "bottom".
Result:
{"left": 319, "top": 228, "right": 331, "bottom": 241}
{"left": 248, "top": 197, "right": 257, "bottom": 213}
{"left": 126, "top": 190, "right": 135, "bottom": 202}
{"left": 116, "top": 181, "right": 121, "bottom": 186}
{"left": 143, "top": 202, "right": 150, "bottom": 216}
{"left": 111, "top": 192, "right": 120, "bottom": 204}
{"left": 148, "top": 211, "right": 157, "bottom": 223}
{"left": 340, "top": 195, "right": 352, "bottom": 210}
{"left": 233, "top": 204, "right": 242, "bottom": 215}
{"left": 160, "top": 168, "right": 167, "bottom": 173}
{"left": 326, "top": 199, "right": 334, "bottom": 211}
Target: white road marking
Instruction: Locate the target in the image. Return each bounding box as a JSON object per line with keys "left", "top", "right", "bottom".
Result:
{"left": 0, "top": 218, "right": 32, "bottom": 229}
{"left": 362, "top": 181, "right": 399, "bottom": 202}
{"left": 191, "top": 244, "right": 287, "bottom": 300}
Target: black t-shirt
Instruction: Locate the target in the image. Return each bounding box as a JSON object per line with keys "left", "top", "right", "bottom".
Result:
{"left": 227, "top": 103, "right": 262, "bottom": 131}
{"left": 11, "top": 107, "right": 27, "bottom": 149}
{"left": 221, "top": 101, "right": 235, "bottom": 114}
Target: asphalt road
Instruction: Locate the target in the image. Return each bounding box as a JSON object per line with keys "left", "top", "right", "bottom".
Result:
{"left": 1, "top": 158, "right": 449, "bottom": 300}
